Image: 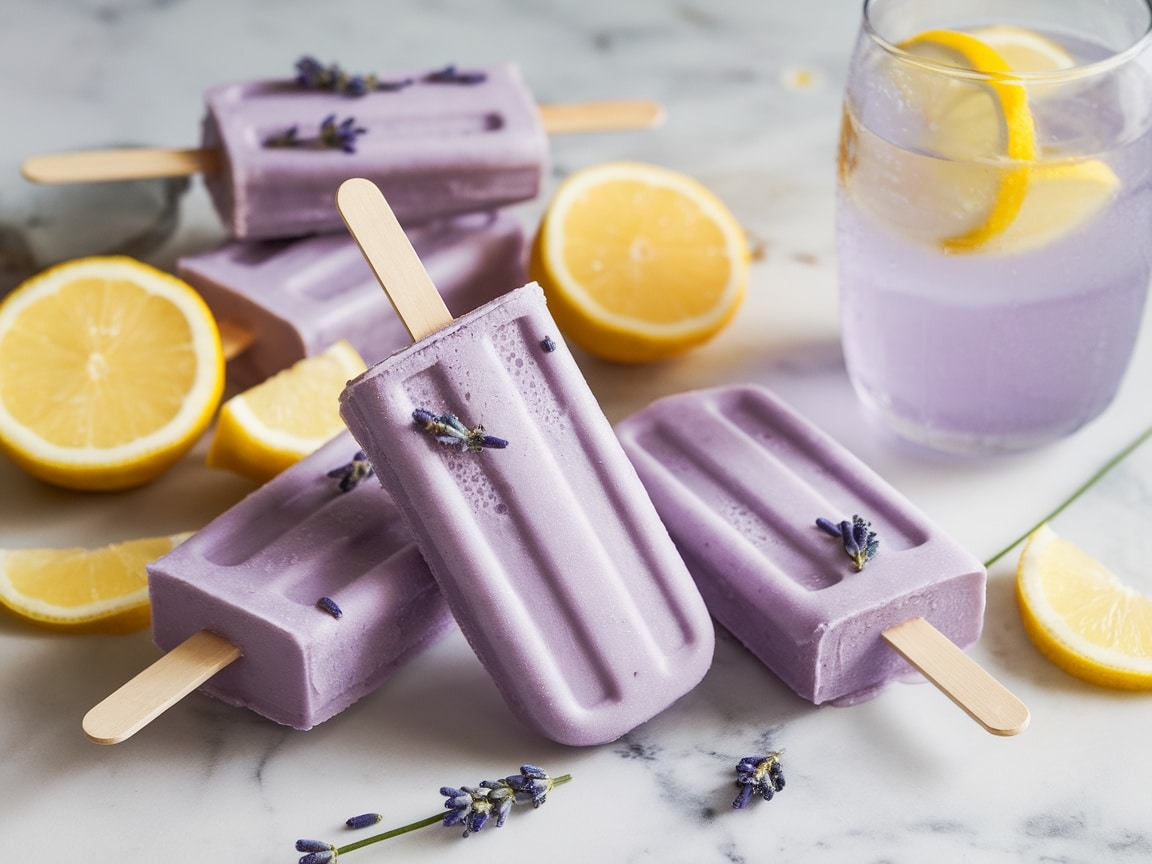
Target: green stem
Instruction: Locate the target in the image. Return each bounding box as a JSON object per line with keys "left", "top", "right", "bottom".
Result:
{"left": 335, "top": 813, "right": 444, "bottom": 855}
{"left": 333, "top": 773, "right": 574, "bottom": 857}
{"left": 983, "top": 423, "right": 1152, "bottom": 569}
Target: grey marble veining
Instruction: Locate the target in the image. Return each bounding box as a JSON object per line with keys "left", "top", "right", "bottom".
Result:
{"left": 2, "top": 1, "right": 1152, "bottom": 862}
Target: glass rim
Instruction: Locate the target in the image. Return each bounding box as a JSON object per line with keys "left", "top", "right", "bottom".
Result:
{"left": 861, "top": 0, "right": 1152, "bottom": 84}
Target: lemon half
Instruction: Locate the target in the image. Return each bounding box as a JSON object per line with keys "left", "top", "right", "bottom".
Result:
{"left": 530, "top": 162, "right": 749, "bottom": 364}
{"left": 0, "top": 257, "right": 224, "bottom": 490}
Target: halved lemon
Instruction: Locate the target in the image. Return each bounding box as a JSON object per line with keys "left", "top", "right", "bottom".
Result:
{"left": 1016, "top": 524, "right": 1152, "bottom": 690}
{"left": 0, "top": 532, "right": 192, "bottom": 633}
{"left": 205, "top": 339, "right": 366, "bottom": 483}
{"left": 529, "top": 161, "right": 749, "bottom": 364}
{"left": 0, "top": 256, "right": 224, "bottom": 490}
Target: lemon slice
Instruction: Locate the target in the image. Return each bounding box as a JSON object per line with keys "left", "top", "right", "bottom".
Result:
{"left": 206, "top": 339, "right": 366, "bottom": 483}
{"left": 529, "top": 161, "right": 749, "bottom": 364}
{"left": 895, "top": 29, "right": 1038, "bottom": 252}
{"left": 1016, "top": 524, "right": 1152, "bottom": 689}
{"left": 0, "top": 256, "right": 225, "bottom": 491}
{"left": 0, "top": 532, "right": 192, "bottom": 633}
{"left": 970, "top": 24, "right": 1075, "bottom": 73}
{"left": 984, "top": 157, "right": 1119, "bottom": 254}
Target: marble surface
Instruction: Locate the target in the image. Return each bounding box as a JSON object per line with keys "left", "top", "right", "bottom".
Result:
{"left": 2, "top": 1, "right": 1152, "bottom": 862}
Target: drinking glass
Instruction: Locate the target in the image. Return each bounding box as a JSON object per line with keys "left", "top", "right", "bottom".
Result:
{"left": 836, "top": 0, "right": 1152, "bottom": 453}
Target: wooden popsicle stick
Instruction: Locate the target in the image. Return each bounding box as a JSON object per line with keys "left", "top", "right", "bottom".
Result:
{"left": 216, "top": 318, "right": 256, "bottom": 361}
{"left": 538, "top": 99, "right": 666, "bottom": 133}
{"left": 82, "top": 630, "right": 241, "bottom": 745}
{"left": 882, "top": 617, "right": 1030, "bottom": 736}
{"left": 21, "top": 147, "right": 220, "bottom": 184}
{"left": 21, "top": 100, "right": 665, "bottom": 185}
{"left": 336, "top": 177, "right": 452, "bottom": 341}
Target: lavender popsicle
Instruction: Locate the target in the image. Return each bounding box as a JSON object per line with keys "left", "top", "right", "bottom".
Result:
{"left": 179, "top": 210, "right": 525, "bottom": 388}
{"left": 23, "top": 61, "right": 664, "bottom": 240}
{"left": 336, "top": 178, "right": 714, "bottom": 746}
{"left": 83, "top": 431, "right": 453, "bottom": 743}
{"left": 616, "top": 385, "right": 1029, "bottom": 735}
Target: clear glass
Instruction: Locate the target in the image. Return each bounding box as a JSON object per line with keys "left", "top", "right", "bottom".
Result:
{"left": 836, "top": 0, "right": 1152, "bottom": 453}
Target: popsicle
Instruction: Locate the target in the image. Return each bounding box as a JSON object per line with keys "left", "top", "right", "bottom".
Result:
{"left": 82, "top": 431, "right": 453, "bottom": 744}
{"left": 23, "top": 61, "right": 665, "bottom": 240}
{"left": 179, "top": 209, "right": 525, "bottom": 388}
{"left": 615, "top": 384, "right": 1029, "bottom": 736}
{"left": 335, "top": 178, "right": 715, "bottom": 747}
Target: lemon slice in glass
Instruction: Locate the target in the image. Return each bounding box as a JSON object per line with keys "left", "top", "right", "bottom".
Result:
{"left": 1016, "top": 524, "right": 1152, "bottom": 689}
{"left": 970, "top": 24, "right": 1076, "bottom": 73}
{"left": 895, "top": 29, "right": 1039, "bottom": 251}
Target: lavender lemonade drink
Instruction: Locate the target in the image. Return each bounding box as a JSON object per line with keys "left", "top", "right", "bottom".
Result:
{"left": 837, "top": 0, "right": 1152, "bottom": 452}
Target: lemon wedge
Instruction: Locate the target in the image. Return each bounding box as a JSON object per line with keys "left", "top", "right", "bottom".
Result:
{"left": 0, "top": 533, "right": 192, "bottom": 633}
{"left": 1016, "top": 524, "right": 1152, "bottom": 690}
{"left": 0, "top": 256, "right": 224, "bottom": 491}
{"left": 529, "top": 161, "right": 749, "bottom": 364}
{"left": 206, "top": 339, "right": 366, "bottom": 483}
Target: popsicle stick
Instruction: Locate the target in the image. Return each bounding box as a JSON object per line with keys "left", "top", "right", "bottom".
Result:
{"left": 21, "top": 147, "right": 220, "bottom": 184}
{"left": 216, "top": 318, "right": 256, "bottom": 361}
{"left": 336, "top": 177, "right": 452, "bottom": 341}
{"left": 82, "top": 630, "right": 241, "bottom": 745}
{"left": 22, "top": 100, "right": 664, "bottom": 185}
{"left": 882, "top": 617, "right": 1030, "bottom": 736}
{"left": 538, "top": 99, "right": 665, "bottom": 133}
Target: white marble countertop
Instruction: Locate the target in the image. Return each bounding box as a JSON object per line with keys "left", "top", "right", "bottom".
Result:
{"left": 3, "top": 1, "right": 1152, "bottom": 861}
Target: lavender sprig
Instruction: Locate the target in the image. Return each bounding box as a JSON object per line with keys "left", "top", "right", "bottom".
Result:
{"left": 413, "top": 408, "right": 508, "bottom": 452}
{"left": 264, "top": 114, "right": 367, "bottom": 153}
{"left": 732, "top": 752, "right": 786, "bottom": 809}
{"left": 816, "top": 514, "right": 879, "bottom": 571}
{"left": 326, "top": 450, "right": 374, "bottom": 492}
{"left": 423, "top": 64, "right": 487, "bottom": 85}
{"left": 295, "top": 56, "right": 413, "bottom": 95}
{"left": 294, "top": 766, "right": 571, "bottom": 861}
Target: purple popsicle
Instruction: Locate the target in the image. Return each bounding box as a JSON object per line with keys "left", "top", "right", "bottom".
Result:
{"left": 616, "top": 384, "right": 1029, "bottom": 735}
{"left": 179, "top": 210, "right": 525, "bottom": 388}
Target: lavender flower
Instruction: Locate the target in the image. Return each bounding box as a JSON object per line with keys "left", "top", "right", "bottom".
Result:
{"left": 294, "top": 840, "right": 336, "bottom": 864}
{"left": 344, "top": 813, "right": 382, "bottom": 830}
{"left": 424, "top": 64, "right": 487, "bottom": 85}
{"left": 295, "top": 765, "right": 572, "bottom": 860}
{"left": 264, "top": 115, "right": 367, "bottom": 153}
{"left": 326, "top": 450, "right": 374, "bottom": 492}
{"left": 294, "top": 56, "right": 412, "bottom": 95}
{"left": 732, "top": 752, "right": 785, "bottom": 809}
{"left": 318, "top": 114, "right": 367, "bottom": 153}
{"left": 506, "top": 763, "right": 555, "bottom": 808}
{"left": 816, "top": 514, "right": 879, "bottom": 571}
{"left": 412, "top": 408, "right": 508, "bottom": 452}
